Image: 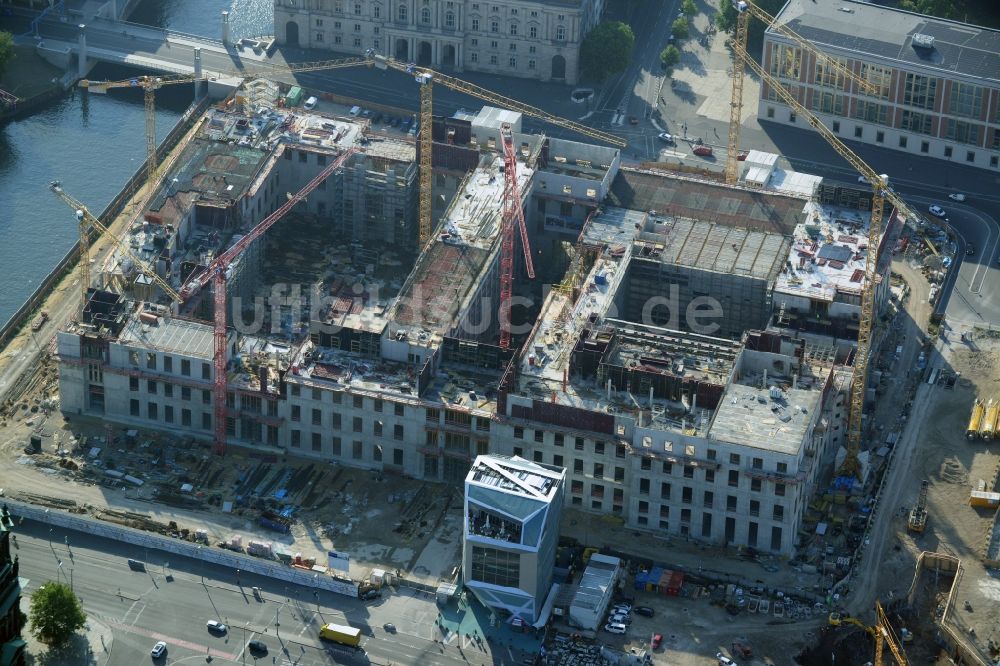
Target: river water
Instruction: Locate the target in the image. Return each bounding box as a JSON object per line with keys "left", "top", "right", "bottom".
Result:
{"left": 0, "top": 0, "right": 273, "bottom": 325}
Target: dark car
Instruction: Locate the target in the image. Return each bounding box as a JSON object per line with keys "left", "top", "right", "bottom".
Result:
{"left": 372, "top": 112, "right": 383, "bottom": 124}
{"left": 634, "top": 606, "right": 655, "bottom": 617}
{"left": 248, "top": 639, "right": 268, "bottom": 656}
{"left": 361, "top": 588, "right": 381, "bottom": 600}
{"left": 391, "top": 116, "right": 401, "bottom": 127}
{"left": 966, "top": 244, "right": 976, "bottom": 256}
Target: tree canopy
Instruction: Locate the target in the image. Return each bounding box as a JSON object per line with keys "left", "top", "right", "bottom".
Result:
{"left": 682, "top": 0, "right": 698, "bottom": 18}
{"left": 671, "top": 17, "right": 690, "bottom": 40}
{"left": 660, "top": 44, "right": 682, "bottom": 71}
{"left": 579, "top": 21, "right": 635, "bottom": 83}
{"left": 29, "top": 582, "right": 87, "bottom": 648}
{"left": 0, "top": 32, "right": 14, "bottom": 80}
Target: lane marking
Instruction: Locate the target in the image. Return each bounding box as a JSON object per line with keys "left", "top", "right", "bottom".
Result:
{"left": 106, "top": 621, "right": 240, "bottom": 661}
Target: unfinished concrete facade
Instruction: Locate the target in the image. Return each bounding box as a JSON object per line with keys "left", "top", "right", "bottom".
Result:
{"left": 57, "top": 89, "right": 902, "bottom": 558}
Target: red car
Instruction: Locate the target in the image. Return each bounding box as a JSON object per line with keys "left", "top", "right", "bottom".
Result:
{"left": 736, "top": 150, "right": 749, "bottom": 161}
{"left": 693, "top": 145, "right": 713, "bottom": 157}
{"left": 651, "top": 633, "right": 663, "bottom": 649}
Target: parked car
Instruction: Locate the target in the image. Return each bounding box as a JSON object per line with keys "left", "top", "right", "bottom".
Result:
{"left": 150, "top": 641, "right": 167, "bottom": 659}
{"left": 634, "top": 606, "right": 655, "bottom": 617}
{"left": 390, "top": 116, "right": 401, "bottom": 127}
{"left": 628, "top": 115, "right": 639, "bottom": 125}
{"left": 372, "top": 112, "right": 383, "bottom": 124}
{"left": 302, "top": 96, "right": 318, "bottom": 111}
{"left": 651, "top": 633, "right": 663, "bottom": 649}
{"left": 928, "top": 205, "right": 947, "bottom": 218}
{"left": 610, "top": 612, "right": 631, "bottom": 625}
{"left": 948, "top": 193, "right": 967, "bottom": 202}
{"left": 966, "top": 244, "right": 976, "bottom": 256}
{"left": 657, "top": 132, "right": 675, "bottom": 145}
{"left": 603, "top": 622, "right": 627, "bottom": 635}
{"left": 693, "top": 145, "right": 713, "bottom": 157}
{"left": 361, "top": 588, "right": 381, "bottom": 600}
{"left": 716, "top": 654, "right": 737, "bottom": 666}
{"left": 247, "top": 639, "right": 268, "bottom": 656}
{"left": 207, "top": 620, "right": 227, "bottom": 634}
{"left": 736, "top": 150, "right": 749, "bottom": 161}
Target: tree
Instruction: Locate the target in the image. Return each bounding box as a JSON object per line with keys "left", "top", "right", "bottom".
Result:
{"left": 579, "top": 21, "right": 635, "bottom": 82}
{"left": 29, "top": 582, "right": 87, "bottom": 648}
{"left": 0, "top": 32, "right": 14, "bottom": 79}
{"left": 898, "top": 0, "right": 954, "bottom": 18}
{"left": 660, "top": 44, "right": 681, "bottom": 71}
{"left": 714, "top": 0, "right": 738, "bottom": 33}
{"left": 671, "top": 17, "right": 690, "bottom": 40}
{"left": 682, "top": 0, "right": 698, "bottom": 18}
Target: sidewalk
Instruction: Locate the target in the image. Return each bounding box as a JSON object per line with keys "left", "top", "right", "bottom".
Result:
{"left": 20, "top": 604, "right": 113, "bottom": 666}
{"left": 435, "top": 593, "right": 542, "bottom": 664}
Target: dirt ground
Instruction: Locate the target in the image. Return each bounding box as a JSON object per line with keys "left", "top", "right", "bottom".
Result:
{"left": 0, "top": 388, "right": 464, "bottom": 586}
{"left": 902, "top": 335, "right": 1000, "bottom": 660}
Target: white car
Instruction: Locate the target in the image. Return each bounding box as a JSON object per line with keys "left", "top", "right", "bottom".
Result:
{"left": 207, "top": 620, "right": 227, "bottom": 634}
{"left": 928, "top": 205, "right": 947, "bottom": 218}
{"left": 948, "top": 193, "right": 967, "bottom": 202}
{"left": 150, "top": 641, "right": 167, "bottom": 658}
{"left": 604, "top": 622, "right": 628, "bottom": 634}
{"left": 716, "top": 654, "right": 737, "bottom": 666}
{"left": 858, "top": 173, "right": 889, "bottom": 186}
{"left": 657, "top": 132, "right": 675, "bottom": 145}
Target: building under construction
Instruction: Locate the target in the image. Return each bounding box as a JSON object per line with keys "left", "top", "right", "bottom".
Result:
{"left": 56, "top": 81, "right": 898, "bottom": 556}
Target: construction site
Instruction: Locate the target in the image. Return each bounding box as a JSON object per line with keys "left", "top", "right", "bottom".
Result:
{"left": 0, "top": 18, "right": 996, "bottom": 666}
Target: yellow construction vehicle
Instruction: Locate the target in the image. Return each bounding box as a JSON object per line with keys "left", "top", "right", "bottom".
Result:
{"left": 967, "top": 399, "right": 985, "bottom": 439}
{"left": 907, "top": 481, "right": 928, "bottom": 533}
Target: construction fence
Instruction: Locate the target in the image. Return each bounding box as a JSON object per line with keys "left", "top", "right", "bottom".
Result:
{"left": 6, "top": 498, "right": 360, "bottom": 598}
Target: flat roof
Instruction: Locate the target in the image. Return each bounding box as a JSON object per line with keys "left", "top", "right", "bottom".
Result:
{"left": 633, "top": 218, "right": 790, "bottom": 283}
{"left": 708, "top": 364, "right": 827, "bottom": 456}
{"left": 774, "top": 201, "right": 875, "bottom": 303}
{"left": 572, "top": 555, "right": 620, "bottom": 612}
{"left": 467, "top": 455, "right": 564, "bottom": 502}
{"left": 119, "top": 315, "right": 215, "bottom": 358}
{"left": 611, "top": 169, "right": 808, "bottom": 235}
{"left": 771, "top": 0, "right": 1000, "bottom": 83}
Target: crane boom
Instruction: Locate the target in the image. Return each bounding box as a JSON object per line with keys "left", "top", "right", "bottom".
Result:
{"left": 726, "top": 0, "right": 877, "bottom": 184}
{"left": 179, "top": 147, "right": 359, "bottom": 301}
{"left": 177, "top": 146, "right": 357, "bottom": 456}
{"left": 730, "top": 39, "right": 897, "bottom": 477}
{"left": 49, "top": 182, "right": 184, "bottom": 304}
{"left": 498, "top": 124, "right": 536, "bottom": 350}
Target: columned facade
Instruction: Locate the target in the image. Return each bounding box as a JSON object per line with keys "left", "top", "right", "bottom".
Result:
{"left": 273, "top": 0, "right": 605, "bottom": 85}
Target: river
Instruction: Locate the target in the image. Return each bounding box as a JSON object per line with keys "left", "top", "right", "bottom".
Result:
{"left": 0, "top": 0, "right": 273, "bottom": 326}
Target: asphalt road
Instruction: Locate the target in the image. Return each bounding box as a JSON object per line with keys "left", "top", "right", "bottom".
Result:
{"left": 11, "top": 518, "right": 497, "bottom": 666}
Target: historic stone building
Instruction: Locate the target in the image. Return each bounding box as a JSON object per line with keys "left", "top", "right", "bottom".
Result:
{"left": 273, "top": 0, "right": 605, "bottom": 85}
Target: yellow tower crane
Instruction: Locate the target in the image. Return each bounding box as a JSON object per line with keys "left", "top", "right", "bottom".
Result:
{"left": 81, "top": 54, "right": 625, "bottom": 246}
{"left": 828, "top": 602, "right": 909, "bottom": 665}
{"left": 49, "top": 181, "right": 184, "bottom": 307}
{"left": 728, "top": 6, "right": 927, "bottom": 477}
{"left": 725, "top": 0, "right": 878, "bottom": 184}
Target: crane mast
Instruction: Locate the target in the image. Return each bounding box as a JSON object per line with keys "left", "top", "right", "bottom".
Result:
{"left": 498, "top": 123, "right": 535, "bottom": 350}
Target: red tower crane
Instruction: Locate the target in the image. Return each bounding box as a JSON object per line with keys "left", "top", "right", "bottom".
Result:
{"left": 180, "top": 147, "right": 359, "bottom": 455}
{"left": 498, "top": 123, "right": 535, "bottom": 350}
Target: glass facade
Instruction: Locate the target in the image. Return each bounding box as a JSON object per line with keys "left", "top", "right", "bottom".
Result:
{"left": 470, "top": 546, "right": 521, "bottom": 588}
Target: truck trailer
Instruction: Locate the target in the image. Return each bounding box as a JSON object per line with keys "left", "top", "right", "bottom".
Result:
{"left": 319, "top": 623, "right": 361, "bottom": 648}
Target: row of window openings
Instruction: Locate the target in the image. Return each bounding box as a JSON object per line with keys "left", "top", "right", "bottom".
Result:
{"left": 315, "top": 6, "right": 561, "bottom": 34}
{"left": 515, "top": 428, "right": 789, "bottom": 474}
{"left": 766, "top": 107, "right": 998, "bottom": 167}
{"left": 129, "top": 399, "right": 210, "bottom": 430}
{"left": 130, "top": 352, "right": 210, "bottom": 379}
{"left": 288, "top": 431, "right": 403, "bottom": 462}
